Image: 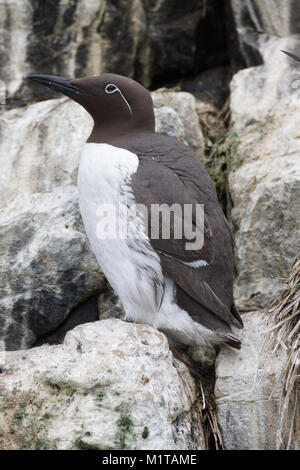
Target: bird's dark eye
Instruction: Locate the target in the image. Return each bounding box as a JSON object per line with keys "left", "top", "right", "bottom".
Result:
{"left": 105, "top": 84, "right": 118, "bottom": 94}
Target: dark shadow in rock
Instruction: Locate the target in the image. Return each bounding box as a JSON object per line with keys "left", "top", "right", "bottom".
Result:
{"left": 98, "top": 284, "right": 125, "bottom": 321}
{"left": 148, "top": 0, "right": 230, "bottom": 91}
{"left": 34, "top": 293, "right": 100, "bottom": 346}
{"left": 194, "top": 0, "right": 230, "bottom": 73}
{"left": 180, "top": 66, "right": 232, "bottom": 109}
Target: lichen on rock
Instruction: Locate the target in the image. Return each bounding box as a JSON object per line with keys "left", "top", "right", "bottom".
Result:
{"left": 0, "top": 319, "right": 203, "bottom": 450}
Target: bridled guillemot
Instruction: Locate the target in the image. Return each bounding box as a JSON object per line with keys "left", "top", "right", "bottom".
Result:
{"left": 27, "top": 73, "right": 243, "bottom": 350}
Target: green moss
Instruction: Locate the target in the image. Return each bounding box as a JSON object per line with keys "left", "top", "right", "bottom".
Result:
{"left": 20, "top": 438, "right": 50, "bottom": 450}
{"left": 207, "top": 130, "right": 240, "bottom": 219}
{"left": 13, "top": 401, "right": 28, "bottom": 421}
{"left": 13, "top": 411, "right": 25, "bottom": 421}
{"left": 35, "top": 439, "right": 49, "bottom": 450}
{"left": 46, "top": 378, "right": 76, "bottom": 397}
{"left": 45, "top": 378, "right": 61, "bottom": 391}
{"left": 94, "top": 390, "right": 106, "bottom": 406}
{"left": 75, "top": 438, "right": 99, "bottom": 450}
{"left": 114, "top": 415, "right": 134, "bottom": 449}
{"left": 20, "top": 441, "right": 33, "bottom": 450}
{"left": 160, "top": 396, "right": 166, "bottom": 408}
{"left": 64, "top": 386, "right": 76, "bottom": 397}
{"left": 118, "top": 415, "right": 133, "bottom": 429}
{"left": 245, "top": 118, "right": 258, "bottom": 127}
{"left": 244, "top": 116, "right": 274, "bottom": 134}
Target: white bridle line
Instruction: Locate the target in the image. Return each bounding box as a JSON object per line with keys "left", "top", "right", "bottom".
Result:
{"left": 105, "top": 83, "right": 133, "bottom": 116}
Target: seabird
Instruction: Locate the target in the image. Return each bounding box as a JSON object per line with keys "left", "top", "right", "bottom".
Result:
{"left": 27, "top": 73, "right": 243, "bottom": 349}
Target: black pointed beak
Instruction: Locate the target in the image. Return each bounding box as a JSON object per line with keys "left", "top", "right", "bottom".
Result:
{"left": 26, "top": 74, "right": 88, "bottom": 96}
{"left": 281, "top": 50, "right": 300, "bottom": 63}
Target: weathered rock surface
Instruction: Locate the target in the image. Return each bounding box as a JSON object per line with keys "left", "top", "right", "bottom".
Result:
{"left": 135, "top": 0, "right": 203, "bottom": 87}
{"left": 0, "top": 98, "right": 92, "bottom": 210}
{"left": 1, "top": 0, "right": 228, "bottom": 105}
{"left": 228, "top": 0, "right": 300, "bottom": 69}
{"left": 228, "top": 36, "right": 300, "bottom": 310}
{"left": 0, "top": 319, "right": 204, "bottom": 450}
{"left": 215, "top": 311, "right": 299, "bottom": 450}
{"left": 98, "top": 285, "right": 125, "bottom": 322}
{"left": 0, "top": 90, "right": 206, "bottom": 350}
{"left": 0, "top": 186, "right": 104, "bottom": 350}
{"left": 230, "top": 0, "right": 300, "bottom": 38}
{"left": 136, "top": 0, "right": 229, "bottom": 87}
{"left": 0, "top": 0, "right": 144, "bottom": 105}
{"left": 152, "top": 89, "right": 205, "bottom": 157}
{"left": 1, "top": 0, "right": 100, "bottom": 104}
{"left": 180, "top": 67, "right": 231, "bottom": 108}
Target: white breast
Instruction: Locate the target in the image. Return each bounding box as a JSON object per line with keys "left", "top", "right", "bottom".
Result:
{"left": 77, "top": 143, "right": 164, "bottom": 313}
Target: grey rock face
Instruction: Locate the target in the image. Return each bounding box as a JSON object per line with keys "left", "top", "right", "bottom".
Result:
{"left": 0, "top": 186, "right": 104, "bottom": 350}
{"left": 98, "top": 285, "right": 125, "bottom": 322}
{"left": 215, "top": 311, "right": 299, "bottom": 450}
{"left": 152, "top": 89, "right": 205, "bottom": 157}
{"left": 0, "top": 319, "right": 204, "bottom": 450}
{"left": 34, "top": 294, "right": 100, "bottom": 347}
{"left": 1, "top": 0, "right": 106, "bottom": 105}
{"left": 0, "top": 98, "right": 92, "bottom": 210}
{"left": 0, "top": 0, "right": 228, "bottom": 105}
{"left": 180, "top": 67, "right": 231, "bottom": 108}
{"left": 229, "top": 0, "right": 300, "bottom": 69}
{"left": 228, "top": 36, "right": 300, "bottom": 311}
{"left": 136, "top": 0, "right": 204, "bottom": 87}
{"left": 231, "top": 0, "right": 300, "bottom": 37}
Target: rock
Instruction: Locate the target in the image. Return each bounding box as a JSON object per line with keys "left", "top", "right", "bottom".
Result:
{"left": 0, "top": 0, "right": 104, "bottom": 105}
{"left": 0, "top": 319, "right": 204, "bottom": 450}
{"left": 215, "top": 311, "right": 299, "bottom": 450}
{"left": 194, "top": 100, "right": 226, "bottom": 144}
{"left": 0, "top": 186, "right": 104, "bottom": 350}
{"left": 0, "top": 0, "right": 145, "bottom": 106}
{"left": 228, "top": 0, "right": 300, "bottom": 70}
{"left": 98, "top": 285, "right": 125, "bottom": 321}
{"left": 136, "top": 0, "right": 227, "bottom": 88}
{"left": 228, "top": 36, "right": 300, "bottom": 310}
{"left": 230, "top": 35, "right": 300, "bottom": 126}
{"left": 34, "top": 294, "right": 100, "bottom": 347}
{"left": 152, "top": 89, "right": 205, "bottom": 158}
{"left": 0, "top": 98, "right": 92, "bottom": 210}
{"left": 154, "top": 105, "right": 186, "bottom": 142}
{"left": 0, "top": 0, "right": 229, "bottom": 105}
{"left": 230, "top": 0, "right": 300, "bottom": 37}
{"left": 0, "top": 89, "right": 206, "bottom": 349}
{"left": 180, "top": 67, "right": 231, "bottom": 108}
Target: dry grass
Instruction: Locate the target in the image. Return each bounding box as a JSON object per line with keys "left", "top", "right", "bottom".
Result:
{"left": 269, "top": 252, "right": 300, "bottom": 449}
{"left": 171, "top": 345, "right": 223, "bottom": 449}
{"left": 197, "top": 381, "right": 224, "bottom": 450}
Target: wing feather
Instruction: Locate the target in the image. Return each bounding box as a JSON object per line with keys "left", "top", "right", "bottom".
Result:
{"left": 123, "top": 133, "right": 243, "bottom": 337}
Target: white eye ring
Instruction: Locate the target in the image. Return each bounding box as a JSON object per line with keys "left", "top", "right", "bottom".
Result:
{"left": 104, "top": 83, "right": 133, "bottom": 115}
{"left": 105, "top": 83, "right": 118, "bottom": 94}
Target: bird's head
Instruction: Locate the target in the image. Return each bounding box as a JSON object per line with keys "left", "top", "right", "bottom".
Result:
{"left": 27, "top": 73, "right": 155, "bottom": 142}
